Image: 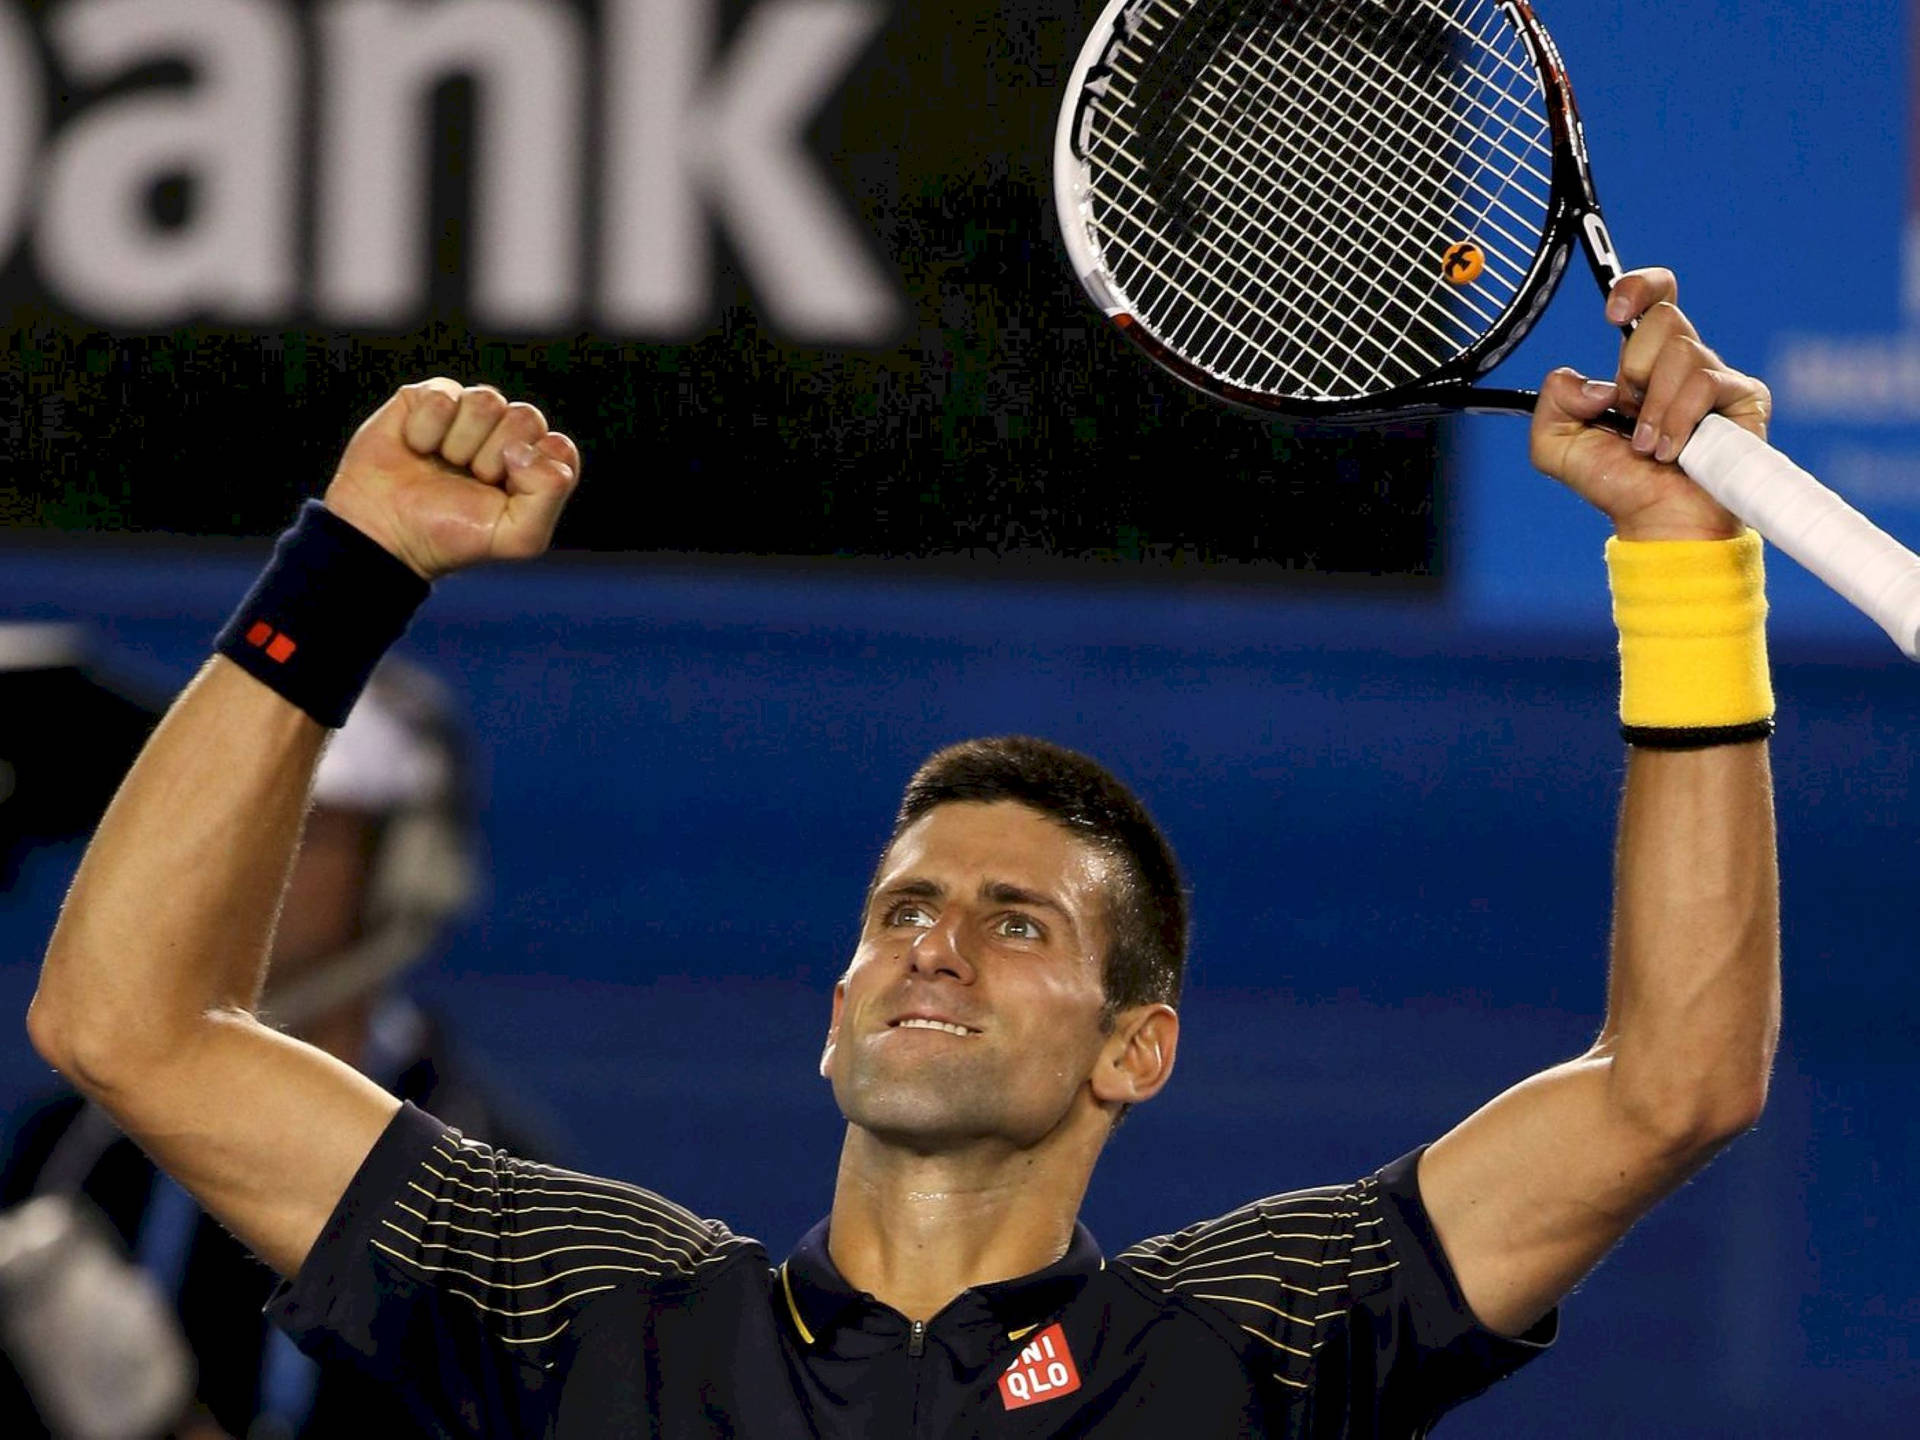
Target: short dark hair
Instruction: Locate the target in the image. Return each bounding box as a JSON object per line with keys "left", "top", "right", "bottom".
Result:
{"left": 883, "top": 737, "right": 1187, "bottom": 1018}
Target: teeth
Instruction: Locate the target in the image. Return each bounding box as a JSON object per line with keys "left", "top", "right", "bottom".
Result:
{"left": 896, "top": 1018, "right": 975, "bottom": 1036}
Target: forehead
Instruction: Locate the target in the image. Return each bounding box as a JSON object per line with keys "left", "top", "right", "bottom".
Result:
{"left": 874, "top": 800, "right": 1110, "bottom": 900}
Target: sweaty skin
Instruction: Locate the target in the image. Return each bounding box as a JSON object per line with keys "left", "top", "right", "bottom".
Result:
{"left": 820, "top": 800, "right": 1178, "bottom": 1321}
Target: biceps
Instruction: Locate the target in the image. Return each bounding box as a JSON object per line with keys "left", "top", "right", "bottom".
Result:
{"left": 102, "top": 1011, "right": 399, "bottom": 1278}
{"left": 1418, "top": 1052, "right": 1717, "bottom": 1337}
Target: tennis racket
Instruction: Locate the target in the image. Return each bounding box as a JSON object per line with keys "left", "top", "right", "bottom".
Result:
{"left": 1053, "top": 0, "right": 1920, "bottom": 659}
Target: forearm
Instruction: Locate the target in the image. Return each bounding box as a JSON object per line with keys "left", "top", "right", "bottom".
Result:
{"left": 1422, "top": 279, "right": 1784, "bottom": 1334}
{"left": 1594, "top": 740, "right": 1779, "bottom": 1143}
{"left": 30, "top": 658, "right": 325, "bottom": 1091}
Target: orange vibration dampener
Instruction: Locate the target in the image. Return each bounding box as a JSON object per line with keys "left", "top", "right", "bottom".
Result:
{"left": 1442, "top": 241, "right": 1486, "bottom": 285}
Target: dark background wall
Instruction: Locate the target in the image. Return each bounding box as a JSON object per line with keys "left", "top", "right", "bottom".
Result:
{"left": 0, "top": 0, "right": 1440, "bottom": 575}
{"left": 0, "top": 544, "right": 1915, "bottom": 1436}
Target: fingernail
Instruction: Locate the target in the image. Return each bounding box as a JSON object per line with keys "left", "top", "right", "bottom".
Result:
{"left": 1581, "top": 379, "right": 1617, "bottom": 401}
{"left": 1632, "top": 421, "right": 1655, "bottom": 453}
{"left": 1606, "top": 295, "right": 1630, "bottom": 323}
{"left": 504, "top": 442, "right": 536, "bottom": 469}
{"left": 1654, "top": 434, "right": 1676, "bottom": 464}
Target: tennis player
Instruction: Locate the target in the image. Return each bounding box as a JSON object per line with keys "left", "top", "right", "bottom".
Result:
{"left": 29, "top": 269, "right": 1778, "bottom": 1437}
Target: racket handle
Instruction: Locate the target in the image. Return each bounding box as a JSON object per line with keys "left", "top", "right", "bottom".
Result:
{"left": 1677, "top": 414, "right": 1920, "bottom": 661}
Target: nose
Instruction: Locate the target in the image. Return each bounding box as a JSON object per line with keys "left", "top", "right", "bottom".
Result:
{"left": 907, "top": 911, "right": 975, "bottom": 983}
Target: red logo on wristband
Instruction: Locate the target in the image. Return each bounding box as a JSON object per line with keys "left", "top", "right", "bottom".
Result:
{"left": 245, "top": 622, "right": 298, "bottom": 664}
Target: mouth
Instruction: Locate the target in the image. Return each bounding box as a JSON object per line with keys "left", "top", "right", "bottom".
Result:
{"left": 888, "top": 1017, "right": 981, "bottom": 1037}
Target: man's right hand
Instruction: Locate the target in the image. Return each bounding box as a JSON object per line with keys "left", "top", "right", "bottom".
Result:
{"left": 324, "top": 380, "right": 583, "bottom": 581}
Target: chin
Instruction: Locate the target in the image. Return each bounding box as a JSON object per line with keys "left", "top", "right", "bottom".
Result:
{"left": 833, "top": 1070, "right": 1002, "bottom": 1148}
{"left": 832, "top": 1070, "right": 1068, "bottom": 1154}
{"left": 838, "top": 1084, "right": 968, "bottom": 1141}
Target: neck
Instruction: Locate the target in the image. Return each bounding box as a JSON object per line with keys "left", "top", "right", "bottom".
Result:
{"left": 825, "top": 1123, "right": 1100, "bottom": 1323}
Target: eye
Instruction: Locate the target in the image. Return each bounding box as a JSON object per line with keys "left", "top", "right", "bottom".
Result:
{"left": 884, "top": 901, "right": 934, "bottom": 929}
{"left": 996, "top": 913, "right": 1045, "bottom": 941}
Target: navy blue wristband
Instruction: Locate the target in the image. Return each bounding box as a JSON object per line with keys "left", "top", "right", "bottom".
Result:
{"left": 215, "top": 502, "right": 431, "bottom": 727}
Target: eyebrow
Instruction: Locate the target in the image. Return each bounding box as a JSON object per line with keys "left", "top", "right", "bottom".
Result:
{"left": 980, "top": 880, "right": 1069, "bottom": 919}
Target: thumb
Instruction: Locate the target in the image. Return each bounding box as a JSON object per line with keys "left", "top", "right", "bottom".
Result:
{"left": 1537, "top": 366, "right": 1619, "bottom": 429}
{"left": 1529, "top": 366, "right": 1624, "bottom": 482}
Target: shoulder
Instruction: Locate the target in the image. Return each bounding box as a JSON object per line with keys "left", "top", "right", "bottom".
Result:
{"left": 275, "top": 1104, "right": 769, "bottom": 1433}
{"left": 401, "top": 1124, "right": 749, "bottom": 1276}
{"left": 1115, "top": 1172, "right": 1389, "bottom": 1295}
{"left": 1114, "top": 1153, "right": 1554, "bottom": 1423}
{"left": 286, "top": 1103, "right": 762, "bottom": 1353}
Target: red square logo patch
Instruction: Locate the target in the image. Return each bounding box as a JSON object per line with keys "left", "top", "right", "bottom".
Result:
{"left": 997, "top": 1322, "right": 1081, "bottom": 1411}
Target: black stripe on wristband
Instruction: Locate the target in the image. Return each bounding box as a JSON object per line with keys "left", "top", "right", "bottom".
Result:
{"left": 1620, "top": 718, "right": 1776, "bottom": 750}
{"left": 215, "top": 501, "right": 431, "bottom": 727}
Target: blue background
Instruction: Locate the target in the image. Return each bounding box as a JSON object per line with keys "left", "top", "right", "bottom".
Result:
{"left": 1, "top": 541, "right": 1916, "bottom": 1436}
{"left": 1455, "top": 0, "right": 1920, "bottom": 647}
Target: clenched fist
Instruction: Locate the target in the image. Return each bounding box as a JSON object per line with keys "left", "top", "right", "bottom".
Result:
{"left": 324, "top": 380, "right": 583, "bottom": 580}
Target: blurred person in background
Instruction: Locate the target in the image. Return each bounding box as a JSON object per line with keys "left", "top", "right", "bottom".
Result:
{"left": 0, "top": 657, "right": 549, "bottom": 1440}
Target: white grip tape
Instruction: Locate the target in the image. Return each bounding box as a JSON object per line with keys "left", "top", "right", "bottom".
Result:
{"left": 1677, "top": 414, "right": 1920, "bottom": 660}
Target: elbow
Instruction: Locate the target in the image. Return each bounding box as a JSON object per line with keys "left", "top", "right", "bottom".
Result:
{"left": 26, "top": 976, "right": 185, "bottom": 1103}
{"left": 25, "top": 986, "right": 121, "bottom": 1099}
{"left": 1606, "top": 1056, "right": 1771, "bottom": 1158}
{"left": 1689, "top": 1077, "right": 1769, "bottom": 1147}
{"left": 26, "top": 987, "right": 93, "bottom": 1091}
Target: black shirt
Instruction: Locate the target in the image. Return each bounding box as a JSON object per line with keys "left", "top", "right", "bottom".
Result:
{"left": 271, "top": 1105, "right": 1554, "bottom": 1437}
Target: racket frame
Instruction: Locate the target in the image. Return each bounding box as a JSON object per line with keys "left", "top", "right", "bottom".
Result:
{"left": 1053, "top": 0, "right": 1623, "bottom": 423}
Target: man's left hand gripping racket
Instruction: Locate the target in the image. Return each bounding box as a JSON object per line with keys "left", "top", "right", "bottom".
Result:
{"left": 1053, "top": 0, "right": 1920, "bottom": 659}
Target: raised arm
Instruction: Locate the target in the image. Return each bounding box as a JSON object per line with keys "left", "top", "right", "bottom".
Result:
{"left": 27, "top": 381, "right": 580, "bottom": 1278}
{"left": 1417, "top": 269, "right": 1780, "bottom": 1338}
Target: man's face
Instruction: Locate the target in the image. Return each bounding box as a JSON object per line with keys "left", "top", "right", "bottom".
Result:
{"left": 821, "top": 800, "right": 1119, "bottom": 1151}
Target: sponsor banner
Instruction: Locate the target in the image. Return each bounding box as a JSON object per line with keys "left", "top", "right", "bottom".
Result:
{"left": 0, "top": 0, "right": 1440, "bottom": 576}
{"left": 1453, "top": 1, "right": 1918, "bottom": 650}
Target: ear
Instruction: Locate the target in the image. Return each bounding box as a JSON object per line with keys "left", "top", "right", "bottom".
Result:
{"left": 1089, "top": 1004, "right": 1179, "bottom": 1107}
{"left": 819, "top": 981, "right": 847, "bottom": 1081}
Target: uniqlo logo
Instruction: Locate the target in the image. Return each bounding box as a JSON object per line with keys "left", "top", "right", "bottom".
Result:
{"left": 997, "top": 1322, "right": 1081, "bottom": 1411}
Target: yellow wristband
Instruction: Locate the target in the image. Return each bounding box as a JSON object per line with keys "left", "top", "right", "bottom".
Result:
{"left": 1607, "top": 529, "right": 1774, "bottom": 746}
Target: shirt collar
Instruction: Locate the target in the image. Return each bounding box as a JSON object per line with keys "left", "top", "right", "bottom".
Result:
{"left": 779, "top": 1217, "right": 1104, "bottom": 1348}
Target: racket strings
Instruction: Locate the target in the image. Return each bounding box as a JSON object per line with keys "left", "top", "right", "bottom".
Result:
{"left": 1224, "top": 3, "right": 1542, "bottom": 371}
{"left": 1227, "top": 0, "right": 1550, "bottom": 386}
{"left": 1090, "top": 2, "right": 1440, "bottom": 391}
{"left": 1086, "top": 56, "right": 1435, "bottom": 393}
{"left": 1247, "top": 7, "right": 1548, "bottom": 258}
{"left": 1078, "top": 0, "right": 1556, "bottom": 400}
{"left": 1095, "top": 32, "right": 1451, "bottom": 382}
{"left": 1199, "top": 29, "right": 1508, "bottom": 343}
{"left": 1251, "top": 11, "right": 1491, "bottom": 389}
{"left": 1175, "top": 8, "right": 1435, "bottom": 382}
{"left": 1084, "top": 105, "right": 1414, "bottom": 394}
{"left": 1101, "top": 0, "right": 1472, "bottom": 392}
{"left": 1092, "top": 2, "right": 1439, "bottom": 390}
{"left": 1119, "top": 1, "right": 1275, "bottom": 233}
